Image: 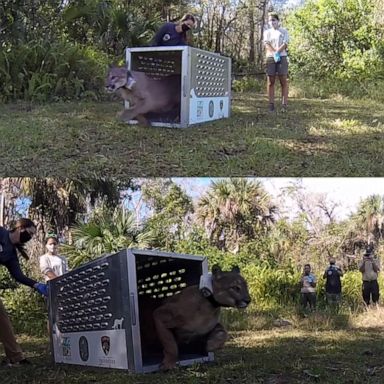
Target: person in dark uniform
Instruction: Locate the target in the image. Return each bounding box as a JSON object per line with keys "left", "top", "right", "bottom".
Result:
{"left": 151, "top": 14, "right": 196, "bottom": 46}
{"left": 323, "top": 257, "right": 343, "bottom": 307}
{"left": 0, "top": 218, "right": 48, "bottom": 367}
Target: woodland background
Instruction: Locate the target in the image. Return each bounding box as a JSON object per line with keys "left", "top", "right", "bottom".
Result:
{"left": 1, "top": 177, "right": 383, "bottom": 335}
{"left": 1, "top": 0, "right": 383, "bottom": 102}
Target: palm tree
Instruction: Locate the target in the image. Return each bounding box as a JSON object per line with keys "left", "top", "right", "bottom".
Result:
{"left": 196, "top": 178, "right": 277, "bottom": 253}
{"left": 18, "top": 177, "right": 135, "bottom": 245}
{"left": 354, "top": 194, "right": 384, "bottom": 244}
{"left": 61, "top": 205, "right": 154, "bottom": 268}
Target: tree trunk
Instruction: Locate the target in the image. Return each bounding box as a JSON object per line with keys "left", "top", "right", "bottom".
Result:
{"left": 248, "top": 7, "right": 255, "bottom": 64}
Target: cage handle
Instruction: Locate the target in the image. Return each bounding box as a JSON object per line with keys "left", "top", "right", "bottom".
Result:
{"left": 183, "top": 75, "right": 187, "bottom": 97}
{"left": 130, "top": 293, "right": 136, "bottom": 326}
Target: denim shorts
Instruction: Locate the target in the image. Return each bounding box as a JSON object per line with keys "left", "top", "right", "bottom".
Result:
{"left": 266, "top": 56, "right": 289, "bottom": 76}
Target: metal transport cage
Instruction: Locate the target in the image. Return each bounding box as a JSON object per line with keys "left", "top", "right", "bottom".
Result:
{"left": 49, "top": 248, "right": 213, "bottom": 373}
{"left": 125, "top": 46, "right": 231, "bottom": 128}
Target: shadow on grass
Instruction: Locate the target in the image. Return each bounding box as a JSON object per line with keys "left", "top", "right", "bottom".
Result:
{"left": 0, "top": 93, "right": 383, "bottom": 176}
{"left": 3, "top": 327, "right": 384, "bottom": 384}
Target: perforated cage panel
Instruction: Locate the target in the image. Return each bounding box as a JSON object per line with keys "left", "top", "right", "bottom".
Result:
{"left": 190, "top": 50, "right": 229, "bottom": 98}
{"left": 126, "top": 46, "right": 231, "bottom": 128}
{"left": 49, "top": 248, "right": 213, "bottom": 373}
{"left": 131, "top": 51, "right": 182, "bottom": 78}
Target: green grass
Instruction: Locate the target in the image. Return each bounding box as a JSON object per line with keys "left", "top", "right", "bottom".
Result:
{"left": 0, "top": 92, "right": 383, "bottom": 177}
{"left": 3, "top": 308, "right": 384, "bottom": 383}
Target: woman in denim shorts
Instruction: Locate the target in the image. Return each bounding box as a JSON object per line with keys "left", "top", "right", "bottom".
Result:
{"left": 263, "top": 12, "right": 289, "bottom": 112}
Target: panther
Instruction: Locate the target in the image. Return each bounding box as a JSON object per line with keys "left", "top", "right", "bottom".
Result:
{"left": 105, "top": 65, "right": 181, "bottom": 126}
{"left": 152, "top": 265, "right": 251, "bottom": 370}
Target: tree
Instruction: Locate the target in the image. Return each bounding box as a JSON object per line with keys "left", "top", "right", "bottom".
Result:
{"left": 141, "top": 179, "right": 194, "bottom": 250}
{"left": 61, "top": 205, "right": 154, "bottom": 268}
{"left": 0, "top": 178, "right": 136, "bottom": 275}
{"left": 354, "top": 195, "right": 384, "bottom": 244}
{"left": 196, "top": 178, "right": 277, "bottom": 253}
{"left": 287, "top": 0, "right": 384, "bottom": 82}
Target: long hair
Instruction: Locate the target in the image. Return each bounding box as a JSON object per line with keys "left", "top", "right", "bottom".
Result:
{"left": 10, "top": 218, "right": 36, "bottom": 260}
{"left": 180, "top": 14, "right": 196, "bottom": 24}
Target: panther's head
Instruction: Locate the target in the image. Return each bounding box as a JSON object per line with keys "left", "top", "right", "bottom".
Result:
{"left": 211, "top": 265, "right": 251, "bottom": 309}
{"left": 105, "top": 65, "right": 136, "bottom": 93}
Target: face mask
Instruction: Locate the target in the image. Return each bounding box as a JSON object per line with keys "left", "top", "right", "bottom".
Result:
{"left": 46, "top": 244, "right": 56, "bottom": 253}
{"left": 19, "top": 230, "right": 32, "bottom": 244}
{"left": 182, "top": 23, "right": 190, "bottom": 32}
{"left": 269, "top": 19, "right": 279, "bottom": 28}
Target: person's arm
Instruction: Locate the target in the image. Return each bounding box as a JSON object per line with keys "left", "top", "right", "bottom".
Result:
{"left": 323, "top": 269, "right": 328, "bottom": 279}
{"left": 265, "top": 42, "right": 276, "bottom": 52}
{"left": 3, "top": 257, "right": 37, "bottom": 288}
{"left": 263, "top": 30, "right": 275, "bottom": 52}
{"left": 276, "top": 43, "right": 287, "bottom": 53}
{"left": 337, "top": 267, "right": 343, "bottom": 276}
{"left": 310, "top": 276, "right": 317, "bottom": 288}
{"left": 359, "top": 261, "right": 365, "bottom": 273}
{"left": 151, "top": 24, "right": 168, "bottom": 46}
{"left": 372, "top": 260, "right": 380, "bottom": 273}
{"left": 276, "top": 29, "right": 289, "bottom": 53}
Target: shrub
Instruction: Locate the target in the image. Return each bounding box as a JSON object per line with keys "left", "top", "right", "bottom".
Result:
{"left": 1, "top": 287, "right": 47, "bottom": 336}
{"left": 0, "top": 39, "right": 110, "bottom": 102}
{"left": 232, "top": 76, "right": 264, "bottom": 93}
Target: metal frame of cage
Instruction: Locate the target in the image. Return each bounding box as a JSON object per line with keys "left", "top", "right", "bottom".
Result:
{"left": 125, "top": 46, "right": 231, "bottom": 128}
{"left": 48, "top": 248, "right": 213, "bottom": 373}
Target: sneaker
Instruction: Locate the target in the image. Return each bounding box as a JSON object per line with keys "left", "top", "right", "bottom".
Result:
{"left": 281, "top": 104, "right": 288, "bottom": 112}
{"left": 268, "top": 103, "right": 275, "bottom": 112}
{"left": 0, "top": 358, "right": 11, "bottom": 367}
{"left": 1, "top": 358, "right": 31, "bottom": 367}
{"left": 12, "top": 359, "right": 31, "bottom": 366}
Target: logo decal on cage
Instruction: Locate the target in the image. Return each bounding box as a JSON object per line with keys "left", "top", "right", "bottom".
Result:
{"left": 112, "top": 317, "right": 124, "bottom": 329}
{"left": 62, "top": 337, "right": 71, "bottom": 357}
{"left": 162, "top": 34, "right": 171, "bottom": 42}
{"left": 79, "top": 336, "right": 89, "bottom": 361}
{"left": 101, "top": 336, "right": 110, "bottom": 356}
{"left": 197, "top": 101, "right": 204, "bottom": 119}
{"left": 209, "top": 100, "right": 214, "bottom": 118}
{"left": 220, "top": 100, "right": 224, "bottom": 110}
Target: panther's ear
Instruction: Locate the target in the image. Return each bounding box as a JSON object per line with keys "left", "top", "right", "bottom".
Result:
{"left": 211, "top": 264, "right": 222, "bottom": 276}
{"left": 231, "top": 265, "right": 240, "bottom": 274}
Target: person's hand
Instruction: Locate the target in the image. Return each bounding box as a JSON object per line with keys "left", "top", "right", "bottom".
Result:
{"left": 273, "top": 52, "right": 281, "bottom": 63}
{"left": 34, "top": 283, "right": 48, "bottom": 297}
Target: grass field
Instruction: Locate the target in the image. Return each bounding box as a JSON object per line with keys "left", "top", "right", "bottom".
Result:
{"left": 2, "top": 308, "right": 384, "bottom": 384}
{"left": 0, "top": 92, "right": 383, "bottom": 177}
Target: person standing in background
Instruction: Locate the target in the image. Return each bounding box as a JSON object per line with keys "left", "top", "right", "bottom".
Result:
{"left": 300, "top": 264, "right": 317, "bottom": 312}
{"left": 323, "top": 257, "right": 343, "bottom": 307}
{"left": 359, "top": 248, "right": 380, "bottom": 306}
{"left": 263, "top": 12, "right": 289, "bottom": 112}
{"left": 39, "top": 234, "right": 68, "bottom": 282}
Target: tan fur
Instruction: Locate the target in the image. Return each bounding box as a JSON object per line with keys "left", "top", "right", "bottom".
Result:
{"left": 105, "top": 65, "right": 181, "bottom": 126}
{"left": 153, "top": 265, "right": 251, "bottom": 370}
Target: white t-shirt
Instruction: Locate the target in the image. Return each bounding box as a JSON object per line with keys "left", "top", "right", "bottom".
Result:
{"left": 264, "top": 27, "right": 289, "bottom": 57}
{"left": 39, "top": 253, "right": 68, "bottom": 281}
